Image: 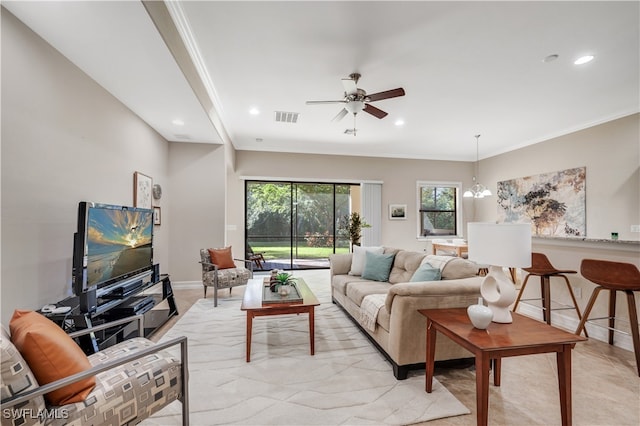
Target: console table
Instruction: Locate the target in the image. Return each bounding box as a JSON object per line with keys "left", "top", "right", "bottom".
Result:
{"left": 419, "top": 308, "right": 586, "bottom": 426}
{"left": 43, "top": 274, "right": 178, "bottom": 354}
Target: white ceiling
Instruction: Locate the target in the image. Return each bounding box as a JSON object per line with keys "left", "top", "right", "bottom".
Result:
{"left": 4, "top": 1, "right": 639, "bottom": 161}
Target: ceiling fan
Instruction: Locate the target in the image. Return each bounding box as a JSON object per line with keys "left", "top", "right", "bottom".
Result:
{"left": 306, "top": 73, "right": 405, "bottom": 134}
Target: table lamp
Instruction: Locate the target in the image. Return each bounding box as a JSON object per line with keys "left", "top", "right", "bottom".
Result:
{"left": 467, "top": 222, "right": 531, "bottom": 323}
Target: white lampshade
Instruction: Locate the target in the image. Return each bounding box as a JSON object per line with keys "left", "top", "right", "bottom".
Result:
{"left": 467, "top": 222, "right": 531, "bottom": 268}
{"left": 467, "top": 222, "right": 532, "bottom": 323}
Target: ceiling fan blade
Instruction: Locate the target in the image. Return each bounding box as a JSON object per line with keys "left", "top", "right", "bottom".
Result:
{"left": 366, "top": 88, "right": 405, "bottom": 102}
{"left": 332, "top": 108, "right": 349, "bottom": 122}
{"left": 341, "top": 78, "right": 358, "bottom": 96}
{"left": 306, "top": 100, "right": 346, "bottom": 105}
{"left": 363, "top": 103, "right": 388, "bottom": 119}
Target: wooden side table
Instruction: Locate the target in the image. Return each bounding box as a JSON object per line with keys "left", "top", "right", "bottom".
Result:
{"left": 419, "top": 308, "right": 586, "bottom": 426}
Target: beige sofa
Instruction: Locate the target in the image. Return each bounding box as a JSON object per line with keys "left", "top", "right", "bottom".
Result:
{"left": 330, "top": 248, "right": 483, "bottom": 379}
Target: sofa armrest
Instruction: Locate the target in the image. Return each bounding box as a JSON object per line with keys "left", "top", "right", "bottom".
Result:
{"left": 384, "top": 277, "right": 483, "bottom": 365}
{"left": 329, "top": 253, "right": 353, "bottom": 277}
{"left": 384, "top": 277, "right": 482, "bottom": 313}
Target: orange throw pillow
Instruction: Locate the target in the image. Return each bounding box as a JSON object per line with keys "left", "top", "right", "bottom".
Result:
{"left": 208, "top": 246, "right": 236, "bottom": 269}
{"left": 9, "top": 310, "right": 96, "bottom": 405}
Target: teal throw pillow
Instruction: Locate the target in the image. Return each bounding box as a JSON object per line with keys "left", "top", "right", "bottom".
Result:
{"left": 361, "top": 251, "right": 396, "bottom": 282}
{"left": 410, "top": 262, "right": 442, "bottom": 282}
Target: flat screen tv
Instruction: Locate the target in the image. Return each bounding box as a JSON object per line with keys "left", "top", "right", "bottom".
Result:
{"left": 73, "top": 202, "right": 154, "bottom": 301}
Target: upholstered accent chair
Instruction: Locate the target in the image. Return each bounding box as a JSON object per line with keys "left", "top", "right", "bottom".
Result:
{"left": 199, "top": 248, "right": 253, "bottom": 307}
{"left": 1, "top": 315, "right": 189, "bottom": 425}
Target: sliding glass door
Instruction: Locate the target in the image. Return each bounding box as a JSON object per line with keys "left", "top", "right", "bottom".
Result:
{"left": 246, "top": 181, "right": 354, "bottom": 270}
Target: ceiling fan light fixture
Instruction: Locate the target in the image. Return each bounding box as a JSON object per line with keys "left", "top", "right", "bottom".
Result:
{"left": 345, "top": 100, "right": 364, "bottom": 115}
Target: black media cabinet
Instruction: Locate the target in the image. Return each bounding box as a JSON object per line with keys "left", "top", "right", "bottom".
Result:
{"left": 44, "top": 274, "right": 178, "bottom": 354}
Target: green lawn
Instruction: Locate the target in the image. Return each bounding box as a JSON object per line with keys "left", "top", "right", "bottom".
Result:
{"left": 251, "top": 244, "right": 349, "bottom": 260}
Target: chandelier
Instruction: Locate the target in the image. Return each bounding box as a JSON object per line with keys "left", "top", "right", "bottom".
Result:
{"left": 463, "top": 135, "right": 492, "bottom": 198}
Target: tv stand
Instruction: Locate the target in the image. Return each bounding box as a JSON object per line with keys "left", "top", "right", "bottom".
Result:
{"left": 46, "top": 274, "right": 178, "bottom": 354}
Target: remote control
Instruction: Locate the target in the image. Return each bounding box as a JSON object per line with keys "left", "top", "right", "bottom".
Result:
{"left": 41, "top": 304, "right": 57, "bottom": 313}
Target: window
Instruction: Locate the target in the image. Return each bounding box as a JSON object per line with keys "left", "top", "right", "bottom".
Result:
{"left": 417, "top": 181, "right": 461, "bottom": 238}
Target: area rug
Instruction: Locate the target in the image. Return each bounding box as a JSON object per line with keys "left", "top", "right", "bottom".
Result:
{"left": 142, "top": 274, "right": 469, "bottom": 425}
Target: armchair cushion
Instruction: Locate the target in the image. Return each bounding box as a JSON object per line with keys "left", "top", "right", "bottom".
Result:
{"left": 58, "top": 337, "right": 182, "bottom": 425}
{"left": 9, "top": 310, "right": 95, "bottom": 405}
{"left": 204, "top": 268, "right": 251, "bottom": 288}
{"left": 208, "top": 246, "right": 236, "bottom": 269}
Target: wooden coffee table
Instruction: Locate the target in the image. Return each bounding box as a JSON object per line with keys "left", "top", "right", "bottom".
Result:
{"left": 419, "top": 308, "right": 587, "bottom": 426}
{"left": 240, "top": 277, "right": 320, "bottom": 362}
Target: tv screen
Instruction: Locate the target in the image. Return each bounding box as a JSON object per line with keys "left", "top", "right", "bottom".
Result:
{"left": 73, "top": 202, "right": 154, "bottom": 296}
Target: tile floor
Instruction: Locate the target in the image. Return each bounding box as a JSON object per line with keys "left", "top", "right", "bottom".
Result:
{"left": 152, "top": 271, "right": 640, "bottom": 425}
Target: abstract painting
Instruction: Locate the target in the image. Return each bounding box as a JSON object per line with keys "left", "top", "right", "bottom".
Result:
{"left": 497, "top": 167, "right": 586, "bottom": 237}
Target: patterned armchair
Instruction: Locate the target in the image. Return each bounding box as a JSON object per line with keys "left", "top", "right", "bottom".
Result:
{"left": 199, "top": 248, "right": 253, "bottom": 307}
{"left": 1, "top": 315, "right": 189, "bottom": 425}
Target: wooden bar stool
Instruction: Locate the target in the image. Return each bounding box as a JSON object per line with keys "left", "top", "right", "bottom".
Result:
{"left": 576, "top": 259, "right": 640, "bottom": 376}
{"left": 513, "top": 252, "right": 587, "bottom": 336}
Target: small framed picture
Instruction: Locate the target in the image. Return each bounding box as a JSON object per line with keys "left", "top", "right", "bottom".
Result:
{"left": 134, "top": 171, "right": 153, "bottom": 209}
{"left": 153, "top": 206, "right": 161, "bottom": 226}
{"left": 389, "top": 204, "right": 407, "bottom": 220}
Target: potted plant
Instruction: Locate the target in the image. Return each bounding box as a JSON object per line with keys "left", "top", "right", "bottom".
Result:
{"left": 270, "top": 271, "right": 295, "bottom": 293}
{"left": 277, "top": 272, "right": 296, "bottom": 296}
{"left": 340, "top": 212, "right": 371, "bottom": 251}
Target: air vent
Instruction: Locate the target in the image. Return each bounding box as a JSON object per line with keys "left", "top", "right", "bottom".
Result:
{"left": 173, "top": 134, "right": 192, "bottom": 140}
{"left": 274, "top": 111, "right": 299, "bottom": 123}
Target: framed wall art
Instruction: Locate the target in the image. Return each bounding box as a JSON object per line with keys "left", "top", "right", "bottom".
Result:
{"left": 497, "top": 167, "right": 586, "bottom": 237}
{"left": 134, "top": 171, "right": 153, "bottom": 209}
{"left": 389, "top": 204, "right": 407, "bottom": 220}
{"left": 153, "top": 206, "right": 161, "bottom": 226}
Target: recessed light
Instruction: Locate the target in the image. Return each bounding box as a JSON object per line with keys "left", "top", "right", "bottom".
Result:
{"left": 542, "top": 54, "right": 559, "bottom": 63}
{"left": 249, "top": 107, "right": 260, "bottom": 115}
{"left": 394, "top": 119, "right": 405, "bottom": 126}
{"left": 574, "top": 55, "right": 594, "bottom": 65}
{"left": 172, "top": 119, "right": 185, "bottom": 126}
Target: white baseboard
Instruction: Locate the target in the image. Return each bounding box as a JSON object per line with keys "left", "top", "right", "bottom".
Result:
{"left": 171, "top": 280, "right": 202, "bottom": 289}
{"left": 516, "top": 303, "right": 634, "bottom": 352}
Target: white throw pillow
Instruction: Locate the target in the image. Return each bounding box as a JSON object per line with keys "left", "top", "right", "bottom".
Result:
{"left": 349, "top": 245, "right": 384, "bottom": 275}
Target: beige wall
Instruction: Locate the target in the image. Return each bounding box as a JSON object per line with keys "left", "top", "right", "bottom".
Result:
{"left": 167, "top": 142, "right": 226, "bottom": 282}
{"left": 227, "top": 151, "right": 475, "bottom": 254}
{"left": 1, "top": 10, "right": 170, "bottom": 324}
{"left": 476, "top": 113, "right": 640, "bottom": 241}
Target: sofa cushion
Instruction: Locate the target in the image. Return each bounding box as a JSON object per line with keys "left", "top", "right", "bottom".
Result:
{"left": 349, "top": 245, "right": 383, "bottom": 275}
{"left": 1, "top": 325, "right": 46, "bottom": 426}
{"left": 208, "top": 246, "right": 236, "bottom": 269}
{"left": 362, "top": 251, "right": 396, "bottom": 282}
{"left": 388, "top": 250, "right": 427, "bottom": 284}
{"left": 9, "top": 310, "right": 96, "bottom": 405}
{"left": 346, "top": 281, "right": 392, "bottom": 307}
{"left": 332, "top": 274, "right": 370, "bottom": 296}
{"left": 410, "top": 262, "right": 442, "bottom": 282}
{"left": 441, "top": 257, "right": 480, "bottom": 279}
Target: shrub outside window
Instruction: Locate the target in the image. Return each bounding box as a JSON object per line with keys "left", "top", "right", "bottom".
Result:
{"left": 417, "top": 181, "right": 461, "bottom": 238}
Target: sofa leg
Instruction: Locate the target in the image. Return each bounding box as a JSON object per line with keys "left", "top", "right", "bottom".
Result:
{"left": 393, "top": 364, "right": 409, "bottom": 380}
